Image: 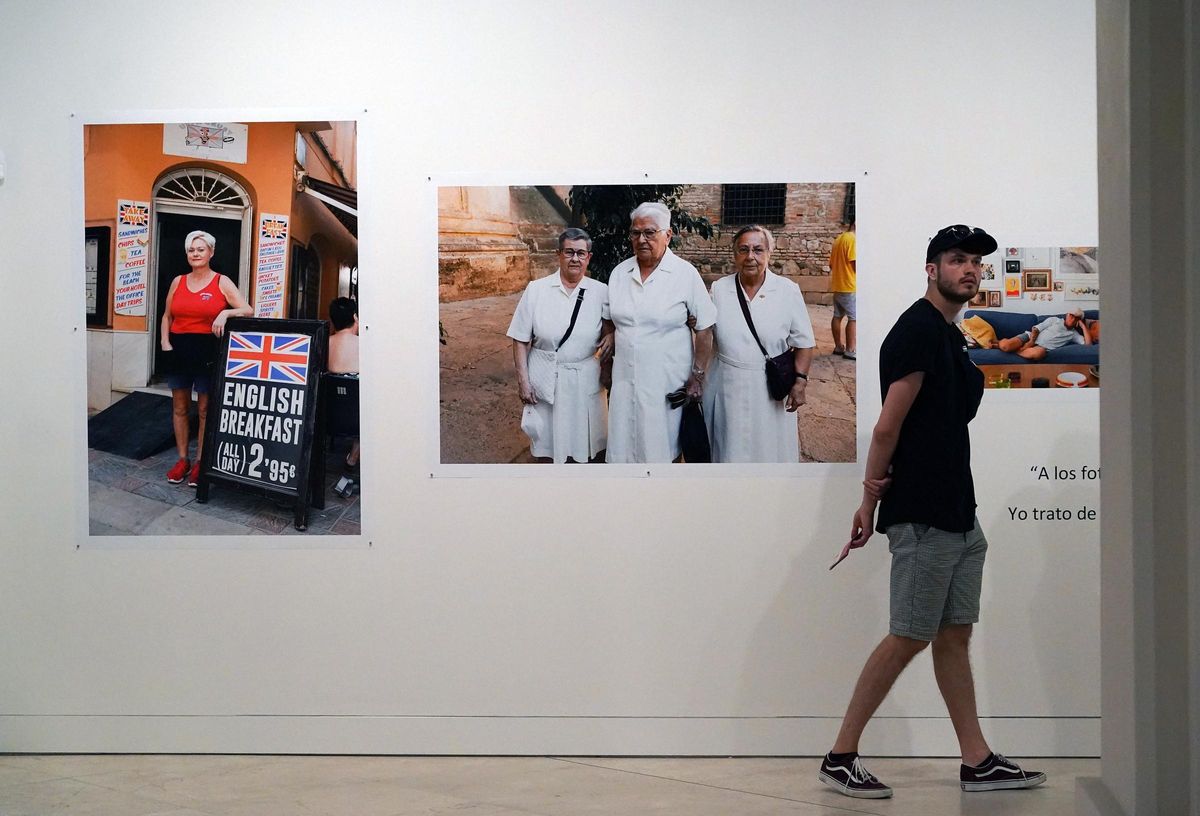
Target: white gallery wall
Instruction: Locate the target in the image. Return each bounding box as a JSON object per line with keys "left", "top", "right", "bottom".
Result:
{"left": 0, "top": 0, "right": 1100, "bottom": 754}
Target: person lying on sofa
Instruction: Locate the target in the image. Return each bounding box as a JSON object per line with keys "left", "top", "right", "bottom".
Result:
{"left": 992, "top": 307, "right": 1093, "bottom": 360}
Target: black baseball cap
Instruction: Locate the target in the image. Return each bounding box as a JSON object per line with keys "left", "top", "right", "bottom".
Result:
{"left": 926, "top": 224, "right": 998, "bottom": 262}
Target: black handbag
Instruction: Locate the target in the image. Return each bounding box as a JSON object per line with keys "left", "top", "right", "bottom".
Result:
{"left": 679, "top": 400, "right": 712, "bottom": 463}
{"left": 734, "top": 277, "right": 796, "bottom": 401}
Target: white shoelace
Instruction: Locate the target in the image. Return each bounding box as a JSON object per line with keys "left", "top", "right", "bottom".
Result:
{"left": 849, "top": 757, "right": 878, "bottom": 784}
{"left": 994, "top": 754, "right": 1024, "bottom": 774}
{"left": 974, "top": 753, "right": 1024, "bottom": 778}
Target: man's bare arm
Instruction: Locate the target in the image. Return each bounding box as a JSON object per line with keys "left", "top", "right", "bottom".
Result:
{"left": 844, "top": 371, "right": 925, "bottom": 552}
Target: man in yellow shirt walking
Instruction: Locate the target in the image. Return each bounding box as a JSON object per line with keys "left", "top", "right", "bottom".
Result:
{"left": 829, "top": 222, "right": 857, "bottom": 360}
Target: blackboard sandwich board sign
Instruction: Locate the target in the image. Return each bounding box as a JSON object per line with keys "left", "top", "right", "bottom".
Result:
{"left": 197, "top": 317, "right": 328, "bottom": 530}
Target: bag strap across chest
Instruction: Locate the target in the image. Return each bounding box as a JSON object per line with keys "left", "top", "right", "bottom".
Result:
{"left": 555, "top": 288, "right": 586, "bottom": 350}
{"left": 734, "top": 278, "right": 769, "bottom": 358}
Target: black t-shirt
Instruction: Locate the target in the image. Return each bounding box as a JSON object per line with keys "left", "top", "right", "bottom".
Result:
{"left": 876, "top": 298, "right": 984, "bottom": 534}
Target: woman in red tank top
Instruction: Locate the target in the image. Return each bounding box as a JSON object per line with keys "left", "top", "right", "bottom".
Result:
{"left": 159, "top": 230, "right": 252, "bottom": 486}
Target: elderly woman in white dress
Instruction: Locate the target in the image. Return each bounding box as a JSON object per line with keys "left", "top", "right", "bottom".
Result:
{"left": 704, "top": 225, "right": 815, "bottom": 462}
{"left": 507, "top": 228, "right": 613, "bottom": 463}
{"left": 605, "top": 201, "right": 717, "bottom": 463}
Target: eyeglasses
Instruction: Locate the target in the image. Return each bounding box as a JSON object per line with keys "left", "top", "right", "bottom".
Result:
{"left": 629, "top": 228, "right": 666, "bottom": 240}
{"left": 559, "top": 249, "right": 590, "bottom": 258}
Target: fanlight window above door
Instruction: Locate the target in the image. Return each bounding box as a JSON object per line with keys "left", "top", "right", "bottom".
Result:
{"left": 155, "top": 168, "right": 249, "bottom": 208}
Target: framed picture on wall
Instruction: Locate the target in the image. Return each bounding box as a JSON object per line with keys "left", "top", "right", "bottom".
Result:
{"left": 436, "top": 179, "right": 859, "bottom": 469}
{"left": 1005, "top": 247, "right": 1023, "bottom": 259}
{"left": 1005, "top": 259, "right": 1022, "bottom": 275}
{"left": 1065, "top": 282, "right": 1100, "bottom": 301}
{"left": 1005, "top": 273, "right": 1022, "bottom": 298}
{"left": 968, "top": 291, "right": 988, "bottom": 308}
{"left": 1023, "top": 268, "right": 1051, "bottom": 291}
{"left": 988, "top": 290, "right": 1002, "bottom": 307}
{"left": 1060, "top": 246, "right": 1098, "bottom": 275}
{"left": 1053, "top": 281, "right": 1064, "bottom": 292}
{"left": 981, "top": 262, "right": 995, "bottom": 281}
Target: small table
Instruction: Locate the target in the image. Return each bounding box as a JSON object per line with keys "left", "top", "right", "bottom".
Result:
{"left": 978, "top": 363, "right": 1099, "bottom": 389}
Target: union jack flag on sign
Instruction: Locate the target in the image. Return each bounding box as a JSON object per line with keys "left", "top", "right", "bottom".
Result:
{"left": 261, "top": 218, "right": 287, "bottom": 240}
{"left": 226, "top": 332, "right": 310, "bottom": 384}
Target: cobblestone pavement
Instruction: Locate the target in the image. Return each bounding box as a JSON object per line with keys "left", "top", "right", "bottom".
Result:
{"left": 88, "top": 436, "right": 361, "bottom": 536}
{"left": 439, "top": 294, "right": 858, "bottom": 464}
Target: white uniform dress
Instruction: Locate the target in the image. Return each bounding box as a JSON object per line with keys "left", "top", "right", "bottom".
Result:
{"left": 604, "top": 249, "right": 717, "bottom": 463}
{"left": 703, "top": 272, "right": 815, "bottom": 463}
{"left": 506, "top": 274, "right": 609, "bottom": 463}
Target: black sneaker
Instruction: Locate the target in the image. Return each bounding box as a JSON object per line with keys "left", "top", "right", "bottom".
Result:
{"left": 960, "top": 753, "right": 1047, "bottom": 791}
{"left": 819, "top": 752, "right": 893, "bottom": 799}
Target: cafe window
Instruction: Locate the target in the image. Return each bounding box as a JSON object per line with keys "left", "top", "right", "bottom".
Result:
{"left": 722, "top": 184, "right": 787, "bottom": 226}
{"left": 85, "top": 226, "right": 111, "bottom": 326}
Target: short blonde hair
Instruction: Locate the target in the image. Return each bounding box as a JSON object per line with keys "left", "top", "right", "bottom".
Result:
{"left": 185, "top": 230, "right": 216, "bottom": 252}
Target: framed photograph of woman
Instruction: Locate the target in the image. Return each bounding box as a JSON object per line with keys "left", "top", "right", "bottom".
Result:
{"left": 1023, "top": 268, "right": 1051, "bottom": 291}
{"left": 968, "top": 290, "right": 988, "bottom": 308}
{"left": 987, "top": 290, "right": 1002, "bottom": 307}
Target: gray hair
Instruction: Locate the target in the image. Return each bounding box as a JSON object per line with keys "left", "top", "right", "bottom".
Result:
{"left": 731, "top": 224, "right": 776, "bottom": 253}
{"left": 629, "top": 201, "right": 671, "bottom": 230}
{"left": 557, "top": 227, "right": 592, "bottom": 251}
{"left": 185, "top": 230, "right": 216, "bottom": 252}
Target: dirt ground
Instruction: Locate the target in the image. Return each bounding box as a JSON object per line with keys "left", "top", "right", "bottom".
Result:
{"left": 439, "top": 294, "right": 857, "bottom": 464}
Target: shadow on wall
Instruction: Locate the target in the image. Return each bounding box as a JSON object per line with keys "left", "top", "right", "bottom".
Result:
{"left": 732, "top": 475, "right": 903, "bottom": 740}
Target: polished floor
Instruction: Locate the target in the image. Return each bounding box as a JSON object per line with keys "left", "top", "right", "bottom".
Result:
{"left": 0, "top": 754, "right": 1096, "bottom": 815}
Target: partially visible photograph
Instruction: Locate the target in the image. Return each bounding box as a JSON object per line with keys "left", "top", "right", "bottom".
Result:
{"left": 1059, "top": 246, "right": 1098, "bottom": 275}
{"left": 959, "top": 244, "right": 1101, "bottom": 390}
{"left": 84, "top": 120, "right": 362, "bottom": 536}
{"left": 438, "top": 183, "right": 858, "bottom": 465}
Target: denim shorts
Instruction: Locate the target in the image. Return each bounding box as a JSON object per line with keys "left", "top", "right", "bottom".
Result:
{"left": 167, "top": 371, "right": 212, "bottom": 394}
{"left": 887, "top": 518, "right": 988, "bottom": 641}
{"left": 833, "top": 292, "right": 856, "bottom": 320}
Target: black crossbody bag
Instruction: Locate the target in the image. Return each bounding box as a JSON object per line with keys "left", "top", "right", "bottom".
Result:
{"left": 734, "top": 278, "right": 796, "bottom": 401}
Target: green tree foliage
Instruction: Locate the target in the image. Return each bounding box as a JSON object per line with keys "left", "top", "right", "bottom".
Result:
{"left": 568, "top": 186, "right": 715, "bottom": 284}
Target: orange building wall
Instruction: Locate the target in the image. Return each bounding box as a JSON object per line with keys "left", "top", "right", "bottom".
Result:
{"left": 289, "top": 125, "right": 359, "bottom": 322}
{"left": 83, "top": 122, "right": 299, "bottom": 331}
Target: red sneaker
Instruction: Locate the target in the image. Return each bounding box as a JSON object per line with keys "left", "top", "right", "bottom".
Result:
{"left": 187, "top": 462, "right": 201, "bottom": 487}
{"left": 166, "top": 458, "right": 189, "bottom": 484}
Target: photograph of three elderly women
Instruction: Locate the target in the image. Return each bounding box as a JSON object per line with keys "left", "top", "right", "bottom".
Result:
{"left": 437, "top": 183, "right": 857, "bottom": 465}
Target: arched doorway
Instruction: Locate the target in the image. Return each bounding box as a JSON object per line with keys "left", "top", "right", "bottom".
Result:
{"left": 151, "top": 168, "right": 253, "bottom": 379}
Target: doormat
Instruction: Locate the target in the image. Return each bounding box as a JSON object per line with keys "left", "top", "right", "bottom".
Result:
{"left": 88, "top": 391, "right": 186, "bottom": 460}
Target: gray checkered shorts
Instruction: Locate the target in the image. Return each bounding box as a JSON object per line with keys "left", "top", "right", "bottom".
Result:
{"left": 833, "top": 292, "right": 856, "bottom": 320}
{"left": 886, "top": 518, "right": 988, "bottom": 641}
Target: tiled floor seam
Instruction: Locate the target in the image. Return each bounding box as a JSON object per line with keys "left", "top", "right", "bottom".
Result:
{"left": 547, "top": 757, "right": 888, "bottom": 816}
{"left": 0, "top": 774, "right": 213, "bottom": 814}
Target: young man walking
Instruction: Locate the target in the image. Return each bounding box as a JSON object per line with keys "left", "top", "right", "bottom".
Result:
{"left": 819, "top": 225, "right": 1046, "bottom": 799}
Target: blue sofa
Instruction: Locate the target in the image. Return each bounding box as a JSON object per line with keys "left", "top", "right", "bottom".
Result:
{"left": 964, "top": 309, "right": 1100, "bottom": 365}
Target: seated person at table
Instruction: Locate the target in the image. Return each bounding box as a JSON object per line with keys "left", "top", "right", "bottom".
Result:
{"left": 327, "top": 297, "right": 360, "bottom": 469}
{"left": 992, "top": 307, "right": 1092, "bottom": 360}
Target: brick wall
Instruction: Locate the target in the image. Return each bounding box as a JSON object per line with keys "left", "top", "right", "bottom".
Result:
{"left": 672, "top": 182, "right": 853, "bottom": 305}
